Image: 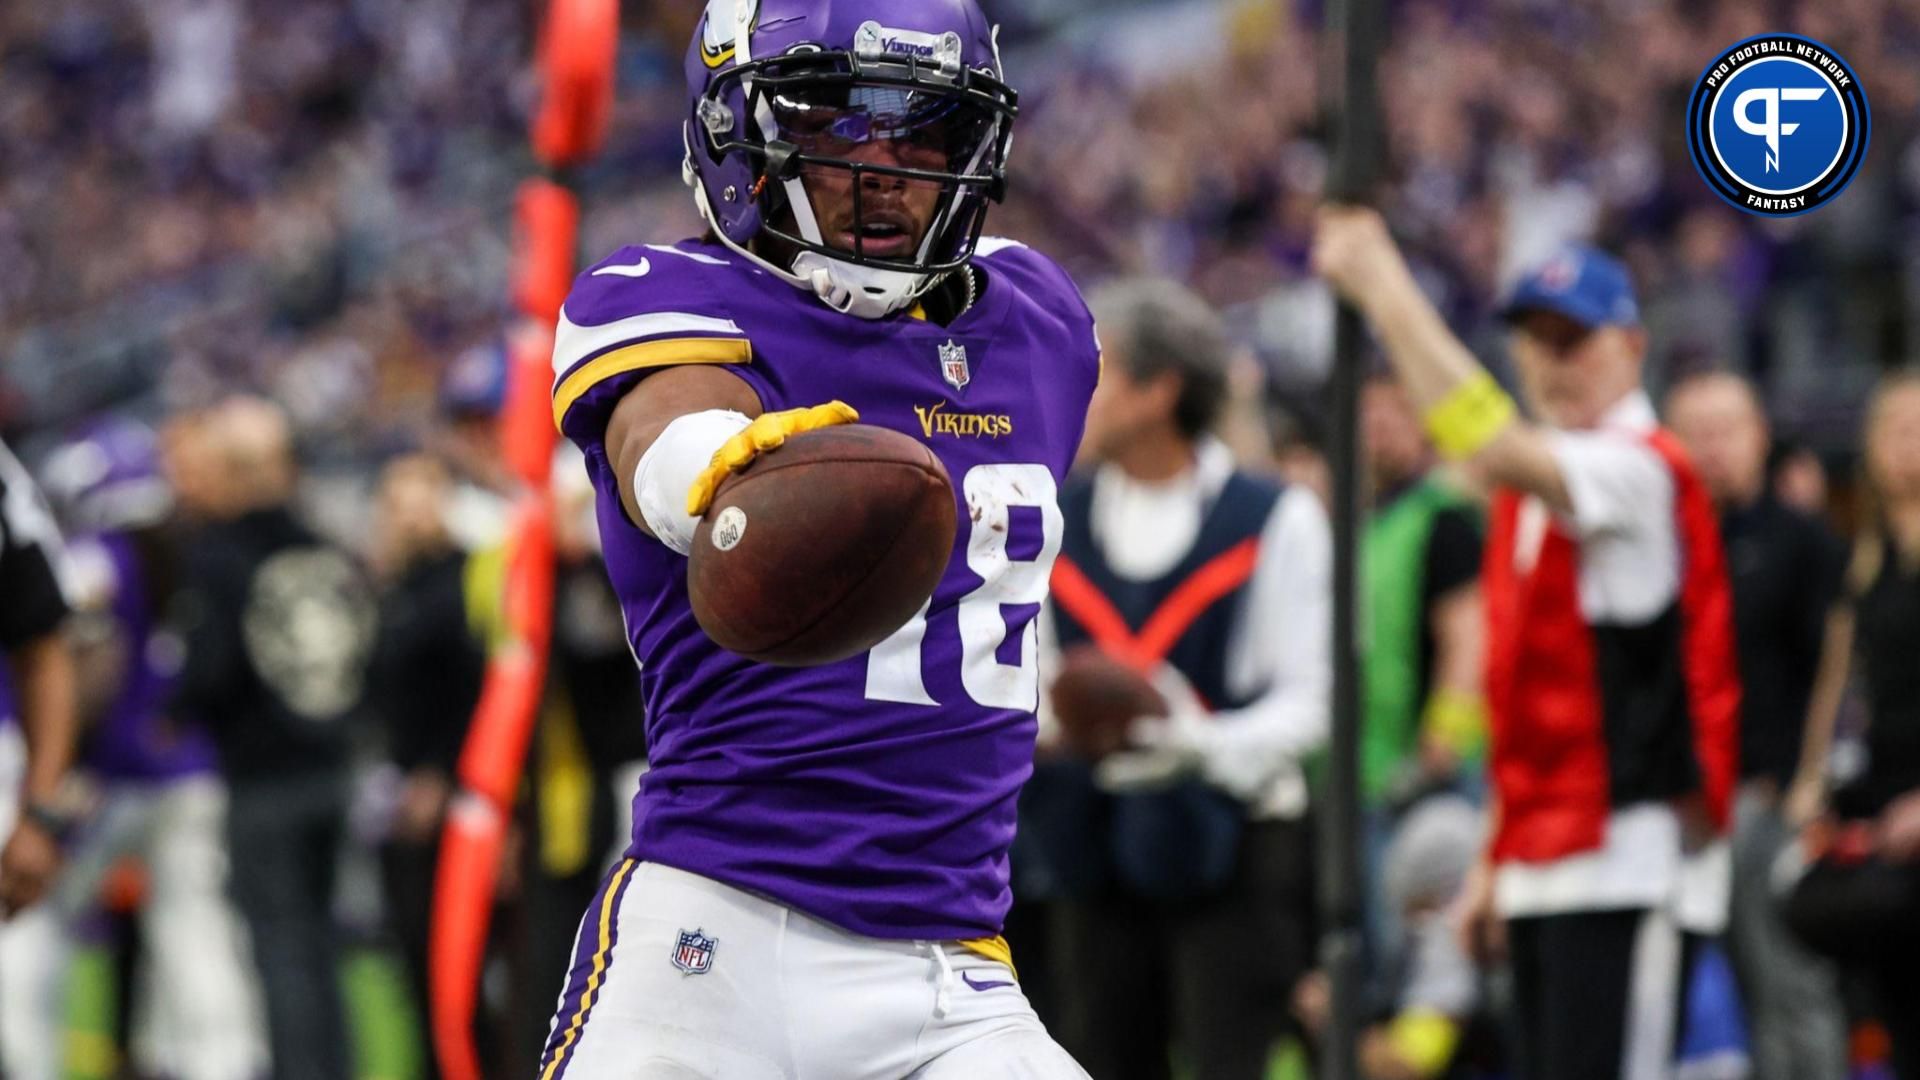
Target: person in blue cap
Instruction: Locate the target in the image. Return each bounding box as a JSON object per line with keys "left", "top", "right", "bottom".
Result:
{"left": 1315, "top": 208, "right": 1743, "bottom": 1080}
{"left": 1497, "top": 246, "right": 1648, "bottom": 431}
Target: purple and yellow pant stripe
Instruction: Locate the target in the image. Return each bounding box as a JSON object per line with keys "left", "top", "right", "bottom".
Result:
{"left": 538, "top": 858, "right": 640, "bottom": 1080}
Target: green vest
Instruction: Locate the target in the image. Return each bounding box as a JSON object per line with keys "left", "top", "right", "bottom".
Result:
{"left": 1362, "top": 475, "right": 1476, "bottom": 805}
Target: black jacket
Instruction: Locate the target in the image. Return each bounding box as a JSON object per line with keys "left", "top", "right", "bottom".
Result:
{"left": 371, "top": 548, "right": 485, "bottom": 775}
{"left": 173, "top": 506, "right": 376, "bottom": 780}
{"left": 1721, "top": 494, "right": 1845, "bottom": 786}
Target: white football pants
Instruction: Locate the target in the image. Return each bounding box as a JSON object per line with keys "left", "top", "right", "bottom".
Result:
{"left": 536, "top": 860, "right": 1089, "bottom": 1080}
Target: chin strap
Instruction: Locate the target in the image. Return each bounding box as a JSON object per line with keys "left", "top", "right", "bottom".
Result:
{"left": 805, "top": 266, "right": 862, "bottom": 315}
{"left": 690, "top": 181, "right": 938, "bottom": 319}
{"left": 790, "top": 250, "right": 936, "bottom": 319}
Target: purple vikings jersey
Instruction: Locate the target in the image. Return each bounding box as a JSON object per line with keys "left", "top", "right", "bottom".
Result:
{"left": 552, "top": 238, "right": 1098, "bottom": 939}
{"left": 70, "top": 532, "right": 217, "bottom": 781}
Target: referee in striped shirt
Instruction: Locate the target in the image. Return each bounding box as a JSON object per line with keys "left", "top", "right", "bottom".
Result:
{"left": 0, "top": 436, "right": 78, "bottom": 918}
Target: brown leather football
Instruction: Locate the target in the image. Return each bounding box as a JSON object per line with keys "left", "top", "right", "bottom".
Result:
{"left": 689, "top": 424, "right": 956, "bottom": 666}
{"left": 1049, "top": 644, "right": 1168, "bottom": 760}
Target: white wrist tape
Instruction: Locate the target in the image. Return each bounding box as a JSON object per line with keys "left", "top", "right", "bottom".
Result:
{"left": 634, "top": 409, "right": 752, "bottom": 556}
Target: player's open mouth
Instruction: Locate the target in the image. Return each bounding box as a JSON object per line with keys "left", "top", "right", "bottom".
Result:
{"left": 840, "top": 218, "right": 916, "bottom": 258}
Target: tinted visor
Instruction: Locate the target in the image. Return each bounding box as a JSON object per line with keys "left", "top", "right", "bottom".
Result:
{"left": 769, "top": 83, "right": 1000, "bottom": 176}
{"left": 702, "top": 49, "right": 1016, "bottom": 274}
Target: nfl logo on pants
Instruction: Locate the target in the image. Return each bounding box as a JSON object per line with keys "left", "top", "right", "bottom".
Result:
{"left": 672, "top": 929, "right": 717, "bottom": 975}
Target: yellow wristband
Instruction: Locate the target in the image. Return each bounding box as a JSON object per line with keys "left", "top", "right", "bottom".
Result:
{"left": 1388, "top": 1008, "right": 1462, "bottom": 1079}
{"left": 1422, "top": 688, "right": 1488, "bottom": 761}
{"left": 1423, "top": 372, "right": 1516, "bottom": 461}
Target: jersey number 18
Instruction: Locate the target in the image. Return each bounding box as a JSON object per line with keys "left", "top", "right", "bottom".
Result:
{"left": 863, "top": 463, "right": 1062, "bottom": 711}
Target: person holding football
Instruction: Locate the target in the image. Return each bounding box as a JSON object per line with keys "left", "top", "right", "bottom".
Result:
{"left": 538, "top": 2, "right": 1098, "bottom": 1077}
{"left": 1024, "top": 278, "right": 1330, "bottom": 1080}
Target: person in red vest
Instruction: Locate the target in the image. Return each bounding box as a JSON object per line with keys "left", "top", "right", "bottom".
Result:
{"left": 1315, "top": 208, "right": 1741, "bottom": 1080}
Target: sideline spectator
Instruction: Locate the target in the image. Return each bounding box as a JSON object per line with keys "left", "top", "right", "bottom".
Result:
{"left": 1787, "top": 372, "right": 1920, "bottom": 1075}
{"left": 1665, "top": 372, "right": 1848, "bottom": 1080}
{"left": 0, "top": 419, "right": 265, "bottom": 1080}
{"left": 1297, "top": 795, "right": 1504, "bottom": 1080}
{"left": 1356, "top": 370, "right": 1486, "bottom": 1023}
{"left": 1361, "top": 372, "right": 1484, "bottom": 811}
{"left": 171, "top": 397, "right": 377, "bottom": 1080}
{"left": 368, "top": 451, "right": 485, "bottom": 1079}
{"left": 1317, "top": 211, "right": 1741, "bottom": 1080}
{"left": 1026, "top": 279, "right": 1329, "bottom": 1080}
{"left": 1770, "top": 442, "right": 1833, "bottom": 520}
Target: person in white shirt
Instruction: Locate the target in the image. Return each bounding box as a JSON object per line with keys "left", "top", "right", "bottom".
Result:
{"left": 1315, "top": 209, "right": 1741, "bottom": 1080}
{"left": 1023, "top": 278, "right": 1331, "bottom": 1080}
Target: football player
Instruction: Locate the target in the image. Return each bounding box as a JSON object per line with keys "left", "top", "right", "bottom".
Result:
{"left": 0, "top": 419, "right": 265, "bottom": 1080}
{"left": 538, "top": 1, "right": 1099, "bottom": 1077}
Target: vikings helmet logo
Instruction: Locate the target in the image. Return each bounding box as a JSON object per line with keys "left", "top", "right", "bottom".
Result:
{"left": 700, "top": 0, "right": 759, "bottom": 68}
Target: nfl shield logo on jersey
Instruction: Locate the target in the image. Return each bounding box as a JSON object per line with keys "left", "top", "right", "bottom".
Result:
{"left": 939, "top": 339, "right": 970, "bottom": 391}
{"left": 671, "top": 929, "right": 717, "bottom": 975}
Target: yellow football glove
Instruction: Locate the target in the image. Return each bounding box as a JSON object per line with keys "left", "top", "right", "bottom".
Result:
{"left": 685, "top": 401, "right": 860, "bottom": 516}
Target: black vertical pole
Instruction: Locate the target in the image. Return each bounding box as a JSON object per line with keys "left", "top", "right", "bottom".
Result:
{"left": 1320, "top": 0, "right": 1381, "bottom": 1073}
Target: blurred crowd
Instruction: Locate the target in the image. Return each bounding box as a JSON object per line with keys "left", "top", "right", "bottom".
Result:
{"left": 997, "top": 0, "right": 1920, "bottom": 448}
{"left": 7, "top": 0, "right": 1920, "bottom": 458}
{"left": 3, "top": 0, "right": 1920, "bottom": 1079}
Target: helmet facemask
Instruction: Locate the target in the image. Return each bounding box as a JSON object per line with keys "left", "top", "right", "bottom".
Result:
{"left": 692, "top": 37, "right": 1017, "bottom": 317}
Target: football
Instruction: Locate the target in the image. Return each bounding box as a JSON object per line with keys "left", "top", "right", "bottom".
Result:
{"left": 689, "top": 424, "right": 957, "bottom": 666}
{"left": 1048, "top": 644, "right": 1168, "bottom": 760}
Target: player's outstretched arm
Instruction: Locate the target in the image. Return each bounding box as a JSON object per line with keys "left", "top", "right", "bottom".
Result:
{"left": 1313, "top": 206, "right": 1575, "bottom": 516}
{"left": 604, "top": 367, "right": 860, "bottom": 556}
{"left": 606, "top": 366, "right": 764, "bottom": 541}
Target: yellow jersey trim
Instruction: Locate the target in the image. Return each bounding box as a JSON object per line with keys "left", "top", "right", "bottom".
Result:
{"left": 552, "top": 337, "right": 754, "bottom": 430}
{"left": 957, "top": 935, "right": 1018, "bottom": 980}
{"left": 540, "top": 858, "right": 638, "bottom": 1080}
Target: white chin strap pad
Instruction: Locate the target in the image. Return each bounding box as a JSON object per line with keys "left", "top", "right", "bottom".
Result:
{"left": 791, "top": 250, "right": 929, "bottom": 320}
